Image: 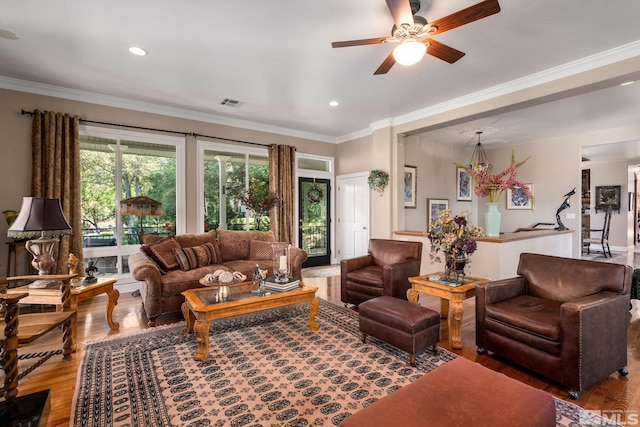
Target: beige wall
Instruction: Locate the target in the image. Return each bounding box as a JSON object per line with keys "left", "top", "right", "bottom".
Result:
{"left": 401, "top": 126, "right": 640, "bottom": 257}
{"left": 403, "top": 134, "right": 476, "bottom": 232}
{"left": 335, "top": 134, "right": 372, "bottom": 176}
{"left": 0, "top": 88, "right": 337, "bottom": 276}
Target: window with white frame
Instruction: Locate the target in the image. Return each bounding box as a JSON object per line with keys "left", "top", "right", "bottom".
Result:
{"left": 80, "top": 126, "right": 185, "bottom": 278}
{"left": 198, "top": 141, "right": 269, "bottom": 232}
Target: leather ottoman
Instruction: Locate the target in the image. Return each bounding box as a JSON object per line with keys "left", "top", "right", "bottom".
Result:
{"left": 340, "top": 357, "right": 556, "bottom": 427}
{"left": 358, "top": 296, "right": 440, "bottom": 365}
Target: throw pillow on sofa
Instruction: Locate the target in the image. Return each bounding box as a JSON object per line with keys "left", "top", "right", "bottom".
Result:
{"left": 141, "top": 236, "right": 181, "bottom": 273}
{"left": 217, "top": 229, "right": 275, "bottom": 261}
{"left": 249, "top": 240, "right": 288, "bottom": 260}
{"left": 173, "top": 242, "right": 217, "bottom": 271}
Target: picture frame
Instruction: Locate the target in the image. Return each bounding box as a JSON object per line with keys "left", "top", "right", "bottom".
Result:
{"left": 404, "top": 165, "right": 417, "bottom": 208}
{"left": 506, "top": 184, "right": 534, "bottom": 210}
{"left": 456, "top": 166, "right": 472, "bottom": 201}
{"left": 427, "top": 198, "right": 449, "bottom": 228}
{"left": 595, "top": 185, "right": 621, "bottom": 213}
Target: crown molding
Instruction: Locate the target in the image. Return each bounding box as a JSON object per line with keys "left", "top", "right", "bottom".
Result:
{"left": 388, "top": 40, "right": 640, "bottom": 129}
{"left": 0, "top": 76, "right": 339, "bottom": 144}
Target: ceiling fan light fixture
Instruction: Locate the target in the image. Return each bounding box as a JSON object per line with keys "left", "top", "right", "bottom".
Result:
{"left": 393, "top": 39, "right": 426, "bottom": 66}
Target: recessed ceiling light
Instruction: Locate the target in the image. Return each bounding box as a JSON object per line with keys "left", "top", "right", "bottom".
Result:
{"left": 329, "top": 101, "right": 340, "bottom": 107}
{"left": 128, "top": 46, "right": 148, "bottom": 56}
{"left": 620, "top": 81, "right": 635, "bottom": 86}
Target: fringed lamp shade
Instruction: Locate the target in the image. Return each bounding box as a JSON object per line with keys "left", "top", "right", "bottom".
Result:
{"left": 8, "top": 197, "right": 72, "bottom": 239}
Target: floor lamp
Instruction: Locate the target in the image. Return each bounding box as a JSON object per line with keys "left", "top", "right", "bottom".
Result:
{"left": 120, "top": 196, "right": 163, "bottom": 243}
{"left": 7, "top": 197, "right": 72, "bottom": 288}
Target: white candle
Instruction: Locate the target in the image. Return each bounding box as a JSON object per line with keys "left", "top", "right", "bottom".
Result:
{"left": 279, "top": 255, "right": 287, "bottom": 270}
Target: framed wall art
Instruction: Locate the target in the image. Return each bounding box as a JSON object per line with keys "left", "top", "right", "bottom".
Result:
{"left": 506, "top": 184, "right": 534, "bottom": 210}
{"left": 427, "top": 198, "right": 449, "bottom": 228}
{"left": 404, "top": 165, "right": 417, "bottom": 208}
{"left": 595, "top": 185, "right": 621, "bottom": 213}
{"left": 456, "top": 166, "right": 472, "bottom": 201}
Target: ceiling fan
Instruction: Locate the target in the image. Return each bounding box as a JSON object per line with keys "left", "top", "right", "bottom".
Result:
{"left": 331, "top": 0, "right": 501, "bottom": 75}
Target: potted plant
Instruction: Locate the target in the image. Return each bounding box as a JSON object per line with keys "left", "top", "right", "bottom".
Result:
{"left": 368, "top": 169, "right": 390, "bottom": 195}
{"left": 239, "top": 188, "right": 281, "bottom": 230}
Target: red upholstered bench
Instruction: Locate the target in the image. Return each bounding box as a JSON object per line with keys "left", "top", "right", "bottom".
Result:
{"left": 358, "top": 296, "right": 440, "bottom": 366}
{"left": 340, "top": 357, "right": 556, "bottom": 427}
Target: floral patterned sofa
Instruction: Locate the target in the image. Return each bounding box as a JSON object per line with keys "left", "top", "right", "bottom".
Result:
{"left": 128, "top": 229, "right": 307, "bottom": 326}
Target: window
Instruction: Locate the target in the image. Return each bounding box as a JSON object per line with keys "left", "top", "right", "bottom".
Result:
{"left": 80, "top": 126, "right": 185, "bottom": 280}
{"left": 198, "top": 141, "right": 269, "bottom": 231}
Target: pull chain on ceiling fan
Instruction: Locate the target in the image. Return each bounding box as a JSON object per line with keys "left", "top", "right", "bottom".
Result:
{"left": 331, "top": 0, "right": 501, "bottom": 75}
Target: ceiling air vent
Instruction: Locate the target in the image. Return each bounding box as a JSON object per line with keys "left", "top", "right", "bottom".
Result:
{"left": 220, "top": 98, "right": 242, "bottom": 107}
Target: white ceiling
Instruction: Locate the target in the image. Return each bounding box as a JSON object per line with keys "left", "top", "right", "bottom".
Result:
{"left": 1, "top": 0, "right": 640, "bottom": 152}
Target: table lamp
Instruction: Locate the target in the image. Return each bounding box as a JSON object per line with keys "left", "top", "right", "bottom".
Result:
{"left": 7, "top": 197, "right": 72, "bottom": 288}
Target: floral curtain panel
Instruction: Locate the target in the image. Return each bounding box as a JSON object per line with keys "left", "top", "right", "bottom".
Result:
{"left": 31, "top": 110, "right": 83, "bottom": 274}
{"left": 268, "top": 144, "right": 296, "bottom": 244}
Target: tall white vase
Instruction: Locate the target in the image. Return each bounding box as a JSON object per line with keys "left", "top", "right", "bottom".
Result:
{"left": 485, "top": 202, "right": 501, "bottom": 237}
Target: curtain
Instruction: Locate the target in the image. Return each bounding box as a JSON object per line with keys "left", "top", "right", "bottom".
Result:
{"left": 269, "top": 144, "right": 296, "bottom": 244}
{"left": 31, "top": 110, "right": 83, "bottom": 274}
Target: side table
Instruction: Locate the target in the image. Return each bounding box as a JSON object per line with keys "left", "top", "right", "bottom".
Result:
{"left": 408, "top": 273, "right": 488, "bottom": 349}
{"left": 6, "top": 240, "right": 31, "bottom": 278}
{"left": 6, "top": 277, "right": 119, "bottom": 351}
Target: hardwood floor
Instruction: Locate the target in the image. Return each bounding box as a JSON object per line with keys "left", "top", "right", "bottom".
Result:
{"left": 5, "top": 275, "right": 639, "bottom": 425}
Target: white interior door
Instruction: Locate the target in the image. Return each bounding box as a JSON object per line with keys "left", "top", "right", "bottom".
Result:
{"left": 336, "top": 173, "right": 369, "bottom": 261}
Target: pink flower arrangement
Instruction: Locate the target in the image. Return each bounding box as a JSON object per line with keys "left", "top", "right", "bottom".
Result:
{"left": 464, "top": 150, "right": 532, "bottom": 204}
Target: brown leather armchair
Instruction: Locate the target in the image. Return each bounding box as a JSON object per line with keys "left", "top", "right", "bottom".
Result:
{"left": 476, "top": 253, "right": 631, "bottom": 399}
{"left": 341, "top": 239, "right": 422, "bottom": 306}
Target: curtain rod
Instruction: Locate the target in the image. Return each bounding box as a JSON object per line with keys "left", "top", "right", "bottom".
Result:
{"left": 21, "top": 109, "right": 269, "bottom": 147}
{"left": 191, "top": 133, "right": 269, "bottom": 147}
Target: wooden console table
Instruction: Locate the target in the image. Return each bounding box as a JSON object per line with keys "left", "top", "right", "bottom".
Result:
{"left": 5, "top": 240, "right": 31, "bottom": 278}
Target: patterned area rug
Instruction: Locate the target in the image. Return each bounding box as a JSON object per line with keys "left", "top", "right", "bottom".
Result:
{"left": 72, "top": 299, "right": 616, "bottom": 426}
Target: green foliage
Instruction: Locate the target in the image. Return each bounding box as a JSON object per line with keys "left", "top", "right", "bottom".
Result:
{"left": 81, "top": 143, "right": 178, "bottom": 237}
{"left": 81, "top": 150, "right": 115, "bottom": 231}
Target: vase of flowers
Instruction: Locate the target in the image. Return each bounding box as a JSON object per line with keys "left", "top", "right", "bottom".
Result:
{"left": 427, "top": 209, "right": 485, "bottom": 281}
{"left": 463, "top": 150, "right": 532, "bottom": 237}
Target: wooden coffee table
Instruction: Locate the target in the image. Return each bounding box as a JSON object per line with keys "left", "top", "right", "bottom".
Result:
{"left": 408, "top": 273, "right": 488, "bottom": 349}
{"left": 182, "top": 281, "right": 319, "bottom": 361}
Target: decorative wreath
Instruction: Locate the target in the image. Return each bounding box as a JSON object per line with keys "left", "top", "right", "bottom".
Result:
{"left": 307, "top": 183, "right": 324, "bottom": 205}
{"left": 368, "top": 169, "right": 390, "bottom": 195}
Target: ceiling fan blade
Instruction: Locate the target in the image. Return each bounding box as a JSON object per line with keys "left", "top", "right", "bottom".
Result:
{"left": 429, "top": 0, "right": 500, "bottom": 35}
{"left": 426, "top": 39, "right": 465, "bottom": 63}
{"left": 374, "top": 52, "right": 396, "bottom": 75}
{"left": 332, "top": 37, "right": 389, "bottom": 48}
{"left": 386, "top": 0, "right": 414, "bottom": 28}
